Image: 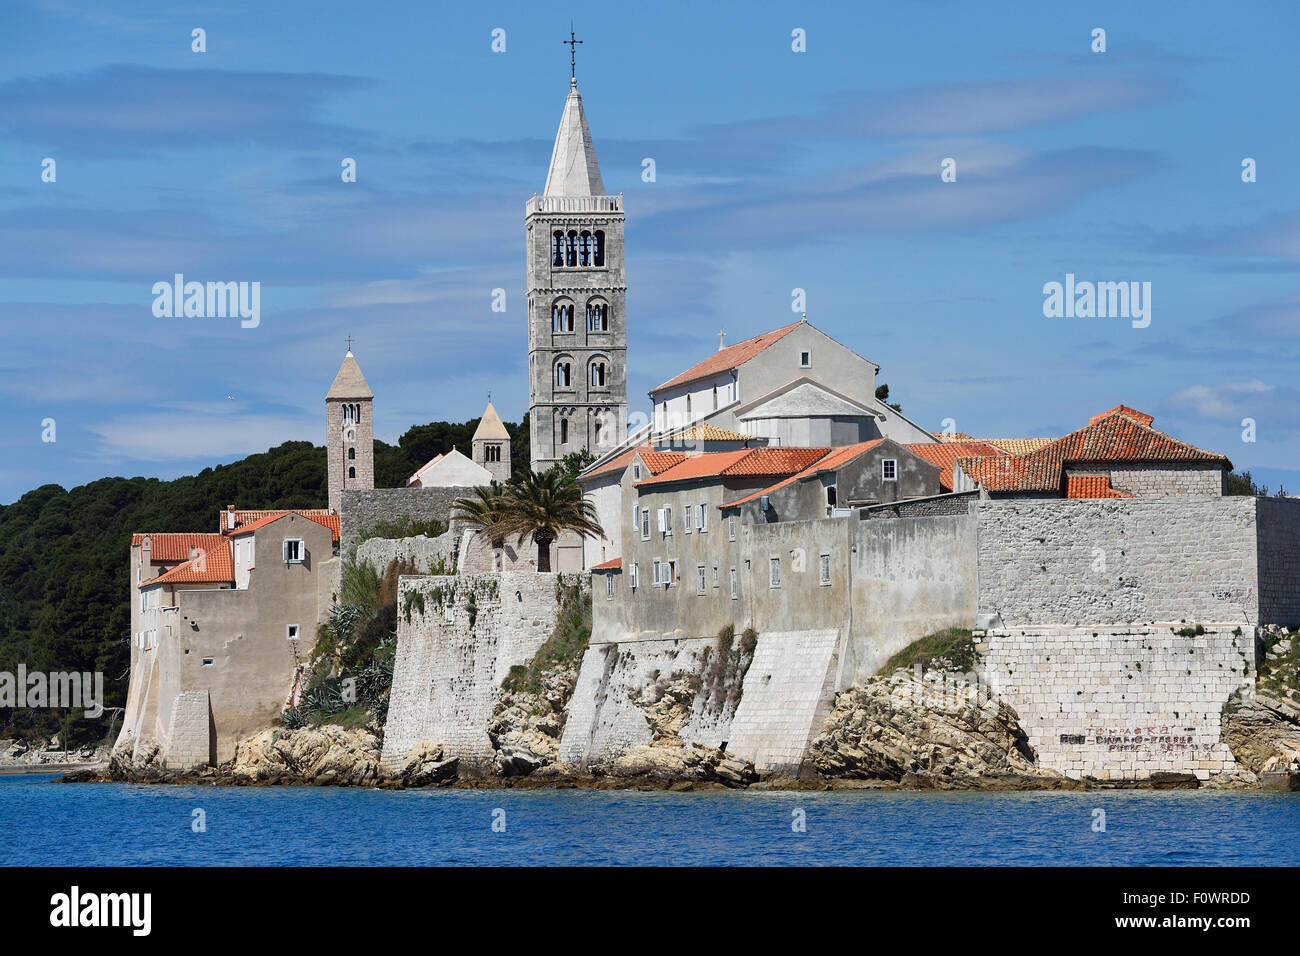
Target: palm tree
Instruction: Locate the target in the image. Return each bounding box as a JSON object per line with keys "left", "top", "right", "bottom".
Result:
{"left": 488, "top": 468, "right": 605, "bottom": 572}
{"left": 452, "top": 484, "right": 509, "bottom": 563}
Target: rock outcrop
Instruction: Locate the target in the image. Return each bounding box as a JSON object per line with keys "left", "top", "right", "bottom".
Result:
{"left": 487, "top": 659, "right": 580, "bottom": 777}
{"left": 1222, "top": 691, "right": 1300, "bottom": 776}
{"left": 808, "top": 671, "right": 1052, "bottom": 784}
{"left": 229, "top": 726, "right": 384, "bottom": 785}
{"left": 399, "top": 742, "right": 459, "bottom": 787}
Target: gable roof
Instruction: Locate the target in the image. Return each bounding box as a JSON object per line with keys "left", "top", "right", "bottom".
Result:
{"left": 590, "top": 557, "right": 623, "bottom": 572}
{"left": 639, "top": 446, "right": 832, "bottom": 489}
{"left": 326, "top": 350, "right": 373, "bottom": 400}
{"left": 723, "top": 440, "right": 888, "bottom": 509}
{"left": 652, "top": 321, "right": 804, "bottom": 393}
{"left": 905, "top": 441, "right": 1008, "bottom": 492}
{"left": 219, "top": 508, "right": 333, "bottom": 535}
{"left": 735, "top": 379, "right": 872, "bottom": 420}
{"left": 657, "top": 422, "right": 753, "bottom": 443}
{"left": 227, "top": 511, "right": 341, "bottom": 540}
{"left": 140, "top": 542, "right": 234, "bottom": 588}
{"left": 579, "top": 444, "right": 687, "bottom": 482}
{"left": 956, "top": 407, "right": 1230, "bottom": 494}
{"left": 472, "top": 401, "right": 510, "bottom": 441}
{"left": 983, "top": 438, "right": 1057, "bottom": 455}
{"left": 543, "top": 81, "right": 606, "bottom": 197}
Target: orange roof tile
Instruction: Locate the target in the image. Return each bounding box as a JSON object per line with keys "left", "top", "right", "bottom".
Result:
{"left": 581, "top": 445, "right": 687, "bottom": 481}
{"left": 140, "top": 542, "right": 234, "bottom": 588}
{"left": 722, "top": 441, "right": 884, "bottom": 508}
{"left": 652, "top": 322, "right": 803, "bottom": 393}
{"left": 658, "top": 423, "right": 752, "bottom": 443}
{"left": 905, "top": 441, "right": 1008, "bottom": 492}
{"left": 226, "top": 511, "right": 340, "bottom": 541}
{"left": 931, "top": 431, "right": 977, "bottom": 442}
{"left": 637, "top": 449, "right": 756, "bottom": 486}
{"left": 132, "top": 532, "right": 229, "bottom": 563}
{"left": 983, "top": 438, "right": 1057, "bottom": 455}
{"left": 958, "top": 409, "right": 1229, "bottom": 494}
{"left": 1065, "top": 476, "right": 1133, "bottom": 499}
{"left": 1090, "top": 405, "right": 1154, "bottom": 427}
{"left": 220, "top": 508, "right": 331, "bottom": 534}
{"left": 590, "top": 557, "right": 622, "bottom": 571}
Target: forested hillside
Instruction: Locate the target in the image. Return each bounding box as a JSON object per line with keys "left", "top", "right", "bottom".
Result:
{"left": 0, "top": 415, "right": 527, "bottom": 744}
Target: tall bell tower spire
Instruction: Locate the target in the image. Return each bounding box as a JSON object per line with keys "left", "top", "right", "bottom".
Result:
{"left": 526, "top": 45, "right": 626, "bottom": 474}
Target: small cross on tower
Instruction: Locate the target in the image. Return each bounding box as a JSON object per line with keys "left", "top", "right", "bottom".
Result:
{"left": 564, "top": 23, "right": 583, "bottom": 80}
{"left": 717, "top": 329, "right": 727, "bottom": 351}
{"left": 345, "top": 334, "right": 355, "bottom": 353}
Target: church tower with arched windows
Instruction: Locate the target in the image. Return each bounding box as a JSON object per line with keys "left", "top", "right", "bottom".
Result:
{"left": 326, "top": 348, "right": 374, "bottom": 512}
{"left": 526, "top": 74, "right": 627, "bottom": 474}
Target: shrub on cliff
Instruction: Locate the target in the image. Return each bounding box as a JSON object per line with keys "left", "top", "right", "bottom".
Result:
{"left": 501, "top": 575, "right": 591, "bottom": 695}
{"left": 880, "top": 629, "right": 978, "bottom": 676}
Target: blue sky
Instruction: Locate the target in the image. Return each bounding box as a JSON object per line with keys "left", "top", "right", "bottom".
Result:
{"left": 2, "top": 0, "right": 1297, "bottom": 503}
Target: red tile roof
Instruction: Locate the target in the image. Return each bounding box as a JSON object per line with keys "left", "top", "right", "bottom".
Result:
{"left": 132, "top": 532, "right": 229, "bottom": 563}
{"left": 581, "top": 445, "right": 687, "bottom": 481}
{"left": 931, "top": 431, "right": 977, "bottom": 442}
{"left": 657, "top": 422, "right": 752, "bottom": 443}
{"left": 652, "top": 322, "right": 803, "bottom": 393}
{"left": 140, "top": 542, "right": 234, "bottom": 588}
{"left": 1065, "top": 476, "right": 1133, "bottom": 499}
{"left": 639, "top": 446, "right": 831, "bottom": 488}
{"left": 590, "top": 557, "right": 622, "bottom": 571}
{"left": 957, "top": 408, "right": 1229, "bottom": 494}
{"left": 1090, "top": 405, "right": 1154, "bottom": 427}
{"left": 722, "top": 441, "right": 884, "bottom": 508}
{"left": 228, "top": 511, "right": 340, "bottom": 540}
{"left": 905, "top": 441, "right": 1008, "bottom": 492}
{"left": 220, "top": 508, "right": 332, "bottom": 534}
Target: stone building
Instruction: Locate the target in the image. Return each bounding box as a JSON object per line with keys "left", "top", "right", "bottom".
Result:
{"left": 471, "top": 400, "right": 511, "bottom": 483}
{"left": 122, "top": 510, "right": 340, "bottom": 767}
{"left": 326, "top": 349, "right": 374, "bottom": 513}
{"left": 953, "top": 405, "right": 1231, "bottom": 497}
{"left": 527, "top": 76, "right": 627, "bottom": 473}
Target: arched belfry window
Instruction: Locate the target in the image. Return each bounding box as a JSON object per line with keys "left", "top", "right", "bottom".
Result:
{"left": 559, "top": 418, "right": 569, "bottom": 444}
{"left": 594, "top": 230, "right": 605, "bottom": 267}
{"left": 579, "top": 231, "right": 593, "bottom": 266}
{"left": 590, "top": 361, "right": 607, "bottom": 388}
{"left": 586, "top": 300, "right": 608, "bottom": 332}
{"left": 348, "top": 466, "right": 356, "bottom": 478}
{"left": 552, "top": 231, "right": 564, "bottom": 267}
{"left": 555, "top": 361, "right": 572, "bottom": 388}
{"left": 552, "top": 301, "right": 574, "bottom": 332}
{"left": 565, "top": 230, "right": 578, "bottom": 267}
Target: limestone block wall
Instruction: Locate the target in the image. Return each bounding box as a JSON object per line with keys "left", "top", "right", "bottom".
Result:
{"left": 162, "top": 690, "right": 214, "bottom": 770}
{"left": 976, "top": 498, "right": 1259, "bottom": 627}
{"left": 339, "top": 486, "right": 474, "bottom": 556}
{"left": 862, "top": 491, "right": 980, "bottom": 520}
{"left": 356, "top": 530, "right": 458, "bottom": 575}
{"left": 1083, "top": 461, "right": 1226, "bottom": 497}
{"left": 728, "top": 629, "right": 840, "bottom": 772}
{"left": 1257, "top": 496, "right": 1300, "bottom": 627}
{"left": 380, "top": 572, "right": 562, "bottom": 771}
{"left": 983, "top": 626, "right": 1254, "bottom": 780}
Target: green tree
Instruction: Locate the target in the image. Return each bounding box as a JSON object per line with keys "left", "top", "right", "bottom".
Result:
{"left": 460, "top": 468, "right": 602, "bottom": 572}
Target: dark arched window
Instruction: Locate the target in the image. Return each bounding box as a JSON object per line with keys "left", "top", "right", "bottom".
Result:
{"left": 565, "top": 230, "right": 577, "bottom": 267}
{"left": 590, "top": 361, "right": 606, "bottom": 388}
{"left": 587, "top": 301, "right": 608, "bottom": 331}
{"left": 552, "top": 231, "right": 563, "bottom": 266}
{"left": 555, "top": 362, "right": 572, "bottom": 388}
{"left": 559, "top": 418, "right": 569, "bottom": 444}
{"left": 348, "top": 447, "right": 355, "bottom": 460}
{"left": 579, "top": 231, "right": 592, "bottom": 266}
{"left": 348, "top": 466, "right": 356, "bottom": 478}
{"left": 553, "top": 301, "right": 574, "bottom": 332}
{"left": 594, "top": 230, "right": 605, "bottom": 267}
{"left": 354, "top": 404, "right": 361, "bottom": 424}
{"left": 713, "top": 386, "right": 718, "bottom": 410}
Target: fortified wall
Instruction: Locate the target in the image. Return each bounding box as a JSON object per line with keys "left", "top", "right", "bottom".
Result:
{"left": 380, "top": 571, "right": 564, "bottom": 772}
{"left": 977, "top": 496, "right": 1300, "bottom": 780}
{"left": 339, "top": 487, "right": 474, "bottom": 556}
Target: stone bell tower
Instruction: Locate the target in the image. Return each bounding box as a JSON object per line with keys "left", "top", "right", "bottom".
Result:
{"left": 525, "top": 66, "right": 627, "bottom": 474}
{"left": 326, "top": 347, "right": 374, "bottom": 513}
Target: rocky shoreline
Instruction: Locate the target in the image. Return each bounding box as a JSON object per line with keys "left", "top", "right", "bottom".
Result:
{"left": 59, "top": 667, "right": 1300, "bottom": 792}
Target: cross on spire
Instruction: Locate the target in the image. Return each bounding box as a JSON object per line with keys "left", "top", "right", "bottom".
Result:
{"left": 564, "top": 23, "right": 582, "bottom": 81}
{"left": 345, "top": 334, "right": 354, "bottom": 353}
{"left": 717, "top": 329, "right": 727, "bottom": 351}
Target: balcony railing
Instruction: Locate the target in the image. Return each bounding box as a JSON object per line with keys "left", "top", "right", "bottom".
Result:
{"left": 526, "top": 194, "right": 622, "bottom": 215}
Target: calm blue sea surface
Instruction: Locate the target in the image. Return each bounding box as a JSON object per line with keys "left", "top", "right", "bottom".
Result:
{"left": 1, "top": 773, "right": 1296, "bottom": 866}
